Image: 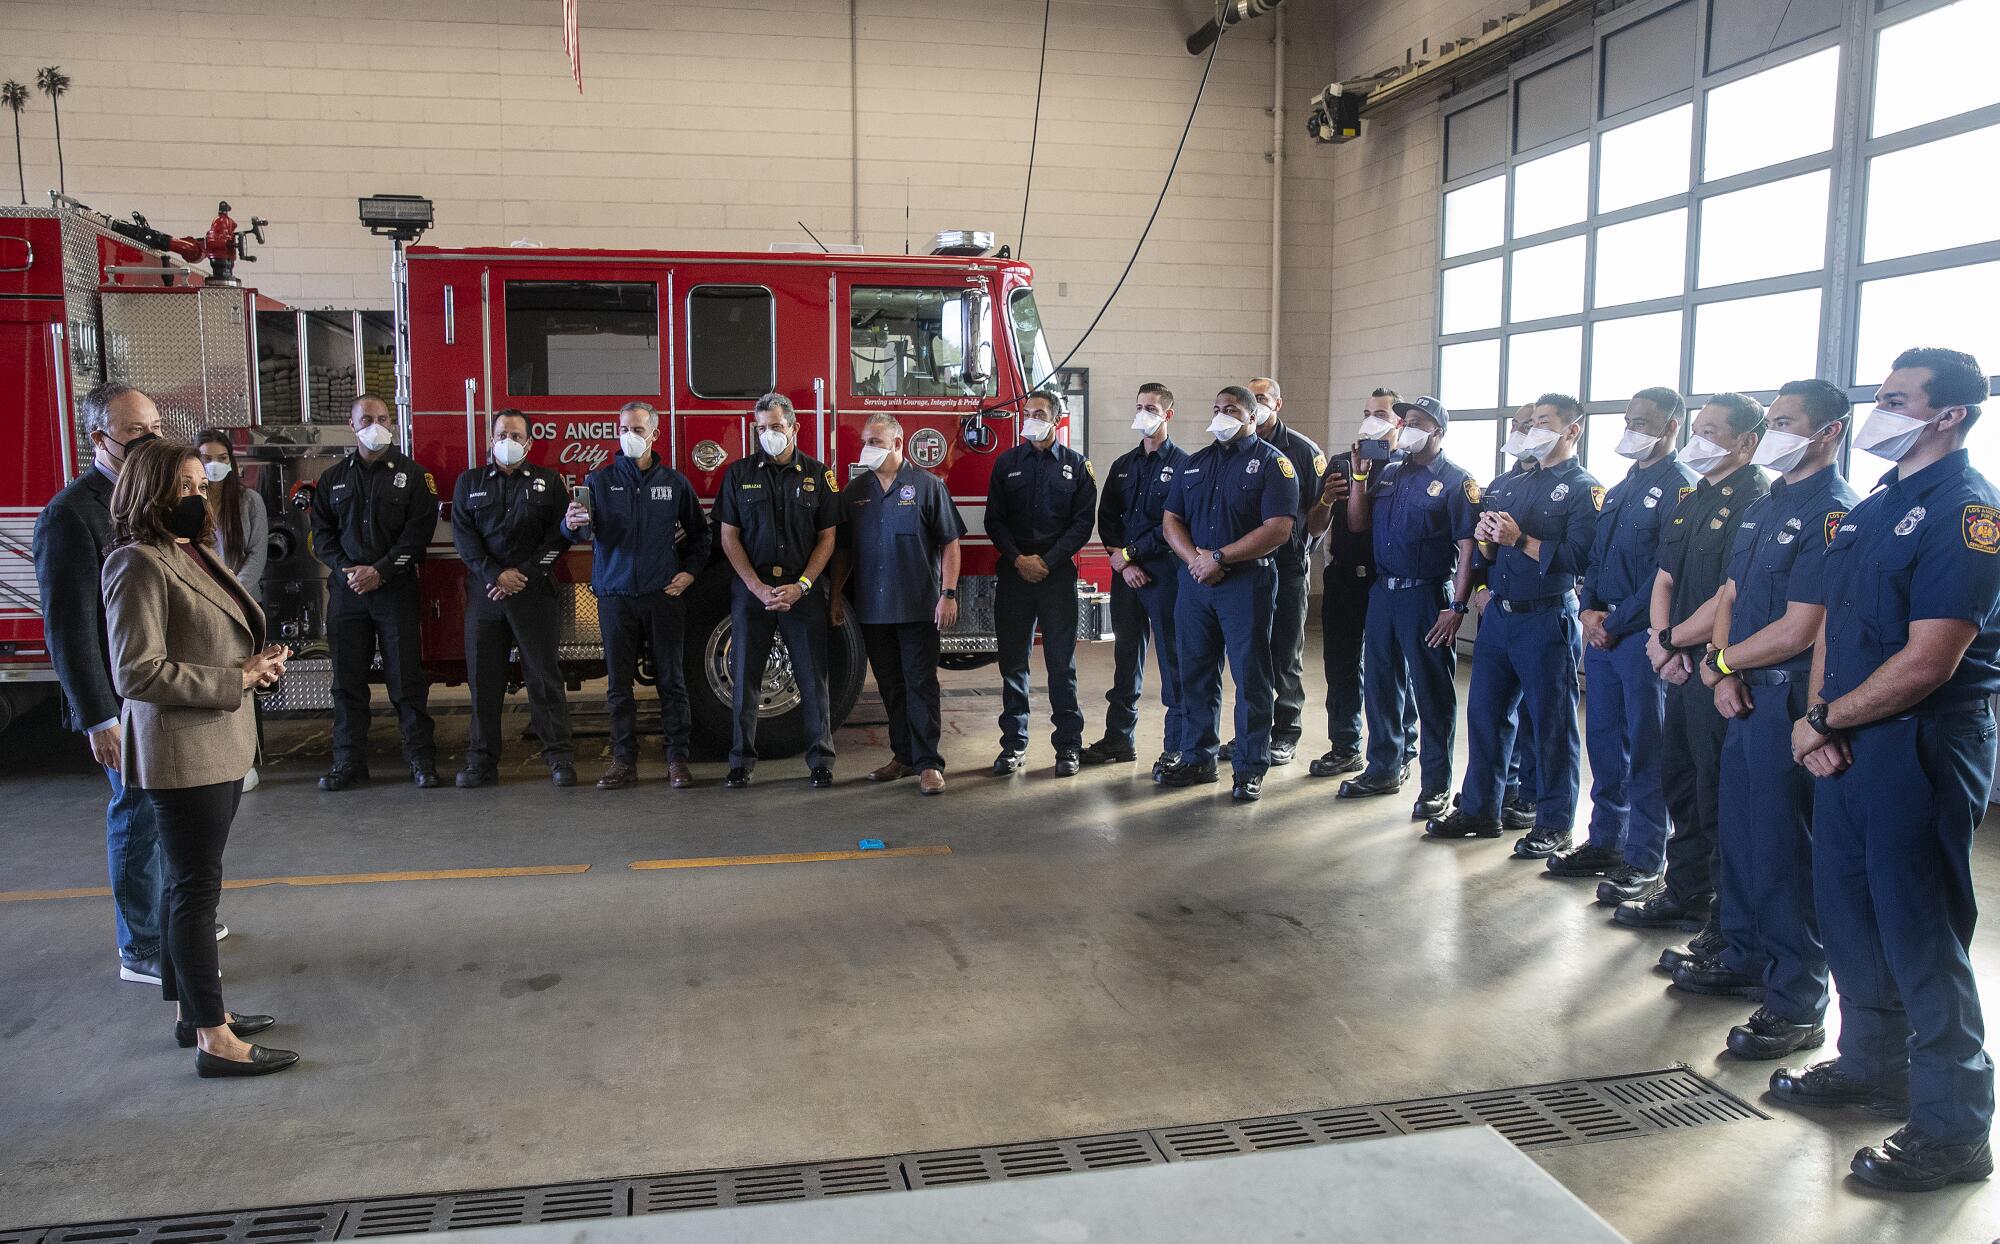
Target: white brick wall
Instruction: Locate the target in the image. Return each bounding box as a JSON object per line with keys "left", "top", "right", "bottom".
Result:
{"left": 0, "top": 0, "right": 1342, "bottom": 465}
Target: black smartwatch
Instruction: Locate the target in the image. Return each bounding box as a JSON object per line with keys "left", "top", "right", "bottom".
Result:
{"left": 1449, "top": 600, "right": 1469, "bottom": 616}
{"left": 1212, "top": 547, "right": 1229, "bottom": 567}
{"left": 1804, "top": 703, "right": 1833, "bottom": 736}
{"left": 1656, "top": 627, "right": 1679, "bottom": 653}
{"left": 942, "top": 588, "right": 958, "bottom": 600}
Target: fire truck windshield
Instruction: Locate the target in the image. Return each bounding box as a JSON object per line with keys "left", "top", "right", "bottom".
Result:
{"left": 1008, "top": 288, "right": 1056, "bottom": 391}
{"left": 848, "top": 286, "right": 996, "bottom": 398}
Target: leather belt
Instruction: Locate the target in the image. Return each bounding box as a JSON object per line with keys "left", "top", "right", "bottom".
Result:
{"left": 1380, "top": 576, "right": 1443, "bottom": 590}
{"left": 1496, "top": 593, "right": 1570, "bottom": 615}
{"left": 1737, "top": 668, "right": 1791, "bottom": 686}
{"left": 1909, "top": 698, "right": 1992, "bottom": 719}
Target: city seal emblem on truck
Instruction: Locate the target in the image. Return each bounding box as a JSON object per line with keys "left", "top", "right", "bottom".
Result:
{"left": 909, "top": 427, "right": 948, "bottom": 470}
{"left": 691, "top": 439, "right": 727, "bottom": 473}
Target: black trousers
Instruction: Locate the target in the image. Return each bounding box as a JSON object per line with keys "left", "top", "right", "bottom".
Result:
{"left": 1320, "top": 569, "right": 1371, "bottom": 755}
{"left": 1662, "top": 676, "right": 1729, "bottom": 905}
{"left": 465, "top": 585, "right": 573, "bottom": 772}
{"left": 328, "top": 578, "right": 435, "bottom": 769}
{"left": 862, "top": 620, "right": 945, "bottom": 772}
{"left": 730, "top": 580, "right": 834, "bottom": 770}
{"left": 147, "top": 779, "right": 241, "bottom": 1030}
{"left": 995, "top": 561, "right": 1083, "bottom": 753}
{"left": 1269, "top": 555, "right": 1311, "bottom": 748}
{"left": 599, "top": 592, "right": 691, "bottom": 764}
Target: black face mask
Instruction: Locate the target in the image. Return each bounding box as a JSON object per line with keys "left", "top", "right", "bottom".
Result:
{"left": 165, "top": 495, "right": 208, "bottom": 541}
{"left": 105, "top": 430, "right": 159, "bottom": 458}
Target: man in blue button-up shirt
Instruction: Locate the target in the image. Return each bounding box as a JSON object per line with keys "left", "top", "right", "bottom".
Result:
{"left": 562, "top": 401, "right": 710, "bottom": 790}
{"left": 987, "top": 389, "right": 1098, "bottom": 777}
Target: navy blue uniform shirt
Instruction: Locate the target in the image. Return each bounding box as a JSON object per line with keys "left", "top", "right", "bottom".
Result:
{"left": 1722, "top": 464, "right": 1859, "bottom": 673}
{"left": 450, "top": 461, "right": 572, "bottom": 589}
{"left": 1099, "top": 438, "right": 1190, "bottom": 567}
{"left": 1802, "top": 449, "right": 2000, "bottom": 706}
{"left": 564, "top": 453, "right": 711, "bottom": 597}
{"left": 1263, "top": 419, "right": 1326, "bottom": 564}
{"left": 1163, "top": 431, "right": 1301, "bottom": 554}
{"left": 1483, "top": 456, "right": 1602, "bottom": 601}
{"left": 985, "top": 440, "right": 1097, "bottom": 565}
{"left": 1365, "top": 452, "right": 1479, "bottom": 580}
{"left": 308, "top": 448, "right": 438, "bottom": 585}
{"left": 713, "top": 450, "right": 841, "bottom": 581}
{"left": 1582, "top": 452, "right": 1698, "bottom": 640}
{"left": 839, "top": 464, "right": 967, "bottom": 626}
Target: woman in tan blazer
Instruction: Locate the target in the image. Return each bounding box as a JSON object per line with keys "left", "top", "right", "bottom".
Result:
{"left": 103, "top": 440, "right": 298, "bottom": 1078}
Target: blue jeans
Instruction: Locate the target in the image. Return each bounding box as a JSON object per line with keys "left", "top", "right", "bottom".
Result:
{"left": 105, "top": 762, "right": 164, "bottom": 961}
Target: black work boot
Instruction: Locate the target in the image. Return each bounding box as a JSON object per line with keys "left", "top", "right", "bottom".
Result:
{"left": 1768, "top": 1060, "right": 1910, "bottom": 1117}
{"left": 1727, "top": 1007, "right": 1825, "bottom": 1060}
{"left": 1851, "top": 1126, "right": 1994, "bottom": 1192}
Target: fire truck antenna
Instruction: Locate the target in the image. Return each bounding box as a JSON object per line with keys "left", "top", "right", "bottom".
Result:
{"left": 797, "top": 220, "right": 831, "bottom": 254}
{"left": 904, "top": 180, "right": 910, "bottom": 255}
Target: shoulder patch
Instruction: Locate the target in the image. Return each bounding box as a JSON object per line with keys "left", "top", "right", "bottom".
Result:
{"left": 1963, "top": 504, "right": 2000, "bottom": 554}
{"left": 423, "top": 472, "right": 438, "bottom": 496}
{"left": 825, "top": 469, "right": 839, "bottom": 491}
{"left": 1463, "top": 479, "right": 1482, "bottom": 505}
{"left": 1083, "top": 458, "right": 1094, "bottom": 478}
{"left": 1824, "top": 510, "right": 1846, "bottom": 546}
{"left": 1312, "top": 452, "right": 1327, "bottom": 478}
{"left": 1275, "top": 454, "right": 1295, "bottom": 479}
{"left": 1590, "top": 485, "right": 1605, "bottom": 511}
{"left": 1678, "top": 485, "right": 1696, "bottom": 503}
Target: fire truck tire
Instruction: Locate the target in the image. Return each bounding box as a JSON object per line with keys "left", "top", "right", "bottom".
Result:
{"left": 680, "top": 575, "right": 868, "bottom": 758}
{"left": 0, "top": 684, "right": 55, "bottom": 735}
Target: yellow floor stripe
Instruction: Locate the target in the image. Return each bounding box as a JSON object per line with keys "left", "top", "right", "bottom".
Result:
{"left": 630, "top": 845, "right": 953, "bottom": 871}
{"left": 0, "top": 863, "right": 590, "bottom": 904}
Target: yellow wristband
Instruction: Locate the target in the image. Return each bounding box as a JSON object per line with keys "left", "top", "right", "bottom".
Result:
{"left": 798, "top": 576, "right": 814, "bottom": 592}
{"left": 1714, "top": 648, "right": 1732, "bottom": 676}
{"left": 1122, "top": 547, "right": 1133, "bottom": 562}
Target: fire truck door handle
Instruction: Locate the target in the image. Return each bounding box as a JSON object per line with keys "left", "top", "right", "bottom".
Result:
{"left": 49, "top": 324, "right": 72, "bottom": 476}
{"left": 443, "top": 285, "right": 456, "bottom": 345}
{"left": 463, "top": 378, "right": 479, "bottom": 469}
{"left": 813, "top": 376, "right": 826, "bottom": 463}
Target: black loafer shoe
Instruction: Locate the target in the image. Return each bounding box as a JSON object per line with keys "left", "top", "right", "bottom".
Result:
{"left": 724, "top": 767, "right": 752, "bottom": 789}
{"left": 1671, "top": 955, "right": 1763, "bottom": 998}
{"left": 809, "top": 766, "right": 835, "bottom": 788}
{"left": 1337, "top": 772, "right": 1402, "bottom": 799}
{"left": 1309, "top": 749, "right": 1364, "bottom": 778}
{"left": 1079, "top": 739, "right": 1137, "bottom": 765}
{"left": 1546, "top": 843, "right": 1621, "bottom": 877}
{"left": 318, "top": 764, "right": 370, "bottom": 792}
{"left": 1851, "top": 1126, "right": 1993, "bottom": 1192}
{"left": 1159, "top": 761, "right": 1219, "bottom": 788}
{"left": 177, "top": 1014, "right": 276, "bottom": 1048}
{"left": 1231, "top": 775, "right": 1262, "bottom": 802}
{"left": 1659, "top": 926, "right": 1726, "bottom": 973}
{"left": 411, "top": 765, "right": 441, "bottom": 789}
{"left": 1054, "top": 751, "right": 1082, "bottom": 777}
{"left": 455, "top": 768, "right": 496, "bottom": 789}
{"left": 1150, "top": 752, "right": 1177, "bottom": 782}
{"left": 1598, "top": 865, "right": 1666, "bottom": 906}
{"left": 1512, "top": 827, "right": 1572, "bottom": 860}
{"left": 1501, "top": 796, "right": 1538, "bottom": 832}
{"left": 550, "top": 762, "right": 577, "bottom": 787}
{"left": 1268, "top": 743, "right": 1296, "bottom": 766}
{"left": 597, "top": 762, "right": 638, "bottom": 790}
{"left": 1769, "top": 1060, "right": 1911, "bottom": 1117}
{"left": 1727, "top": 1007, "right": 1825, "bottom": 1060}
{"left": 992, "top": 750, "right": 1025, "bottom": 776}
{"left": 1425, "top": 809, "right": 1502, "bottom": 839}
{"left": 1613, "top": 892, "right": 1710, "bottom": 930}
{"left": 1410, "top": 790, "right": 1449, "bottom": 820}
{"left": 195, "top": 1044, "right": 300, "bottom": 1078}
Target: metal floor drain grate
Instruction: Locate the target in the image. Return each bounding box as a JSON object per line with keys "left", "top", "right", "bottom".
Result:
{"left": 11, "top": 1067, "right": 1760, "bottom": 1240}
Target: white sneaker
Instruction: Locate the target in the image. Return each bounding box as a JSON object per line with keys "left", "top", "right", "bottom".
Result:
{"left": 119, "top": 958, "right": 163, "bottom": 984}
{"left": 242, "top": 767, "right": 259, "bottom": 793}
{"left": 215, "top": 921, "right": 229, "bottom": 942}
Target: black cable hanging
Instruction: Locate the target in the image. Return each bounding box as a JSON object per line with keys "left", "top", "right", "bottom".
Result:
{"left": 1017, "top": 0, "right": 1054, "bottom": 260}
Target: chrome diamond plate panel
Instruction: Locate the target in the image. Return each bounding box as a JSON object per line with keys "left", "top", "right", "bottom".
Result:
{"left": 103, "top": 287, "right": 256, "bottom": 438}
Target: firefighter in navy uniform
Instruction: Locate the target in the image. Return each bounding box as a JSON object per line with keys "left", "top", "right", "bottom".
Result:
{"left": 1425, "top": 394, "right": 1600, "bottom": 858}
{"left": 986, "top": 389, "right": 1098, "bottom": 777}
{"left": 449, "top": 410, "right": 577, "bottom": 788}
{"left": 1233, "top": 376, "right": 1322, "bottom": 767}
{"left": 1671, "top": 380, "right": 1858, "bottom": 1055}
{"left": 1081, "top": 383, "right": 1189, "bottom": 778}
{"left": 1773, "top": 347, "right": 2000, "bottom": 1194}
{"left": 309, "top": 394, "right": 441, "bottom": 790}
{"left": 713, "top": 394, "right": 841, "bottom": 789}
{"left": 561, "top": 401, "right": 711, "bottom": 791}
{"left": 1337, "top": 395, "right": 1479, "bottom": 820}
{"left": 1158, "top": 386, "right": 1300, "bottom": 802}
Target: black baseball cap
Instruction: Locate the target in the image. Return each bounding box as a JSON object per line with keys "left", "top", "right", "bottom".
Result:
{"left": 1392, "top": 395, "right": 1450, "bottom": 431}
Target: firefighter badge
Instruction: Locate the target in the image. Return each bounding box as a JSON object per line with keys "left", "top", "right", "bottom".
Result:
{"left": 1963, "top": 504, "right": 2000, "bottom": 554}
{"left": 1427, "top": 480, "right": 1444, "bottom": 497}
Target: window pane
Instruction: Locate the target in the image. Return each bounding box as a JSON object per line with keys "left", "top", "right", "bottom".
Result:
{"left": 503, "top": 281, "right": 659, "bottom": 396}
{"left": 1691, "top": 288, "right": 1822, "bottom": 394}
{"left": 1863, "top": 124, "right": 2000, "bottom": 263}
{"left": 1439, "top": 338, "right": 1502, "bottom": 411}
{"left": 1706, "top": 0, "right": 1843, "bottom": 75}
{"left": 1702, "top": 45, "right": 1840, "bottom": 181}
{"left": 1444, "top": 175, "right": 1506, "bottom": 258}
{"left": 1852, "top": 261, "right": 2000, "bottom": 387}
{"left": 1598, "top": 104, "right": 1693, "bottom": 213}
{"left": 1515, "top": 53, "right": 1591, "bottom": 152}
{"left": 1447, "top": 95, "right": 1508, "bottom": 182}
{"left": 1590, "top": 310, "right": 1683, "bottom": 403}
{"left": 1595, "top": 208, "right": 1689, "bottom": 308}
{"left": 1696, "top": 169, "right": 1830, "bottom": 287}
{"left": 302, "top": 311, "right": 356, "bottom": 422}
{"left": 1506, "top": 326, "right": 1584, "bottom": 406}
{"left": 1512, "top": 143, "right": 1590, "bottom": 238}
{"left": 1601, "top": 2, "right": 1695, "bottom": 119}
{"left": 1873, "top": 0, "right": 2000, "bottom": 138}
{"left": 1585, "top": 412, "right": 1638, "bottom": 486}
{"left": 849, "top": 286, "right": 996, "bottom": 397}
{"left": 686, "top": 286, "right": 774, "bottom": 399}
{"left": 1441, "top": 258, "right": 1504, "bottom": 335}
{"left": 1009, "top": 288, "right": 1056, "bottom": 389}
{"left": 1453, "top": 416, "right": 1502, "bottom": 483}
{"left": 1509, "top": 236, "right": 1586, "bottom": 323}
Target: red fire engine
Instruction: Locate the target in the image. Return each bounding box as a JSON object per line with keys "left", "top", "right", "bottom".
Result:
{"left": 0, "top": 199, "right": 1111, "bottom": 754}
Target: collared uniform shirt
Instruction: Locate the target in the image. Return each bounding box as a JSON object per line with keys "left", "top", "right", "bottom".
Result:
{"left": 451, "top": 461, "right": 573, "bottom": 590}
{"left": 1722, "top": 464, "right": 1859, "bottom": 674}
{"left": 839, "top": 464, "right": 967, "bottom": 626}
{"left": 1583, "top": 453, "right": 1698, "bottom": 640}
{"left": 1365, "top": 452, "right": 1480, "bottom": 581}
{"left": 1483, "top": 457, "right": 1602, "bottom": 601}
{"left": 1264, "top": 418, "right": 1326, "bottom": 566}
{"left": 1100, "top": 438, "right": 1190, "bottom": 568}
{"left": 985, "top": 440, "right": 1097, "bottom": 566}
{"left": 1658, "top": 462, "right": 1769, "bottom": 625}
{"left": 1163, "top": 431, "right": 1300, "bottom": 554}
{"left": 565, "top": 454, "right": 710, "bottom": 597}
{"left": 308, "top": 448, "right": 438, "bottom": 585}
{"left": 714, "top": 450, "right": 841, "bottom": 583}
{"left": 1800, "top": 449, "right": 2000, "bottom": 707}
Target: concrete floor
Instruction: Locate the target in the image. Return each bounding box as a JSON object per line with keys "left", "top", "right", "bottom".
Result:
{"left": 2, "top": 633, "right": 1997, "bottom": 1243}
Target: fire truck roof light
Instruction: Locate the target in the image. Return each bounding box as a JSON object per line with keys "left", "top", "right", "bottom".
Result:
{"left": 358, "top": 194, "right": 434, "bottom": 241}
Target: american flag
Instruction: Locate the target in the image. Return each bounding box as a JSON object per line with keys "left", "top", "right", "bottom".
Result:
{"left": 562, "top": 0, "right": 583, "bottom": 93}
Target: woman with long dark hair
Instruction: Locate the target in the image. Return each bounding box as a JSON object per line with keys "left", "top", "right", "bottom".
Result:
{"left": 196, "top": 430, "right": 269, "bottom": 790}
{"left": 103, "top": 439, "right": 299, "bottom": 1077}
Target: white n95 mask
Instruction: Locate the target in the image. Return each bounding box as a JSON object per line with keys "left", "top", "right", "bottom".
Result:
{"left": 858, "top": 445, "right": 891, "bottom": 471}
{"left": 355, "top": 423, "right": 395, "bottom": 453}
{"left": 1394, "top": 426, "right": 1430, "bottom": 454}
{"left": 619, "top": 430, "right": 651, "bottom": 459}
{"left": 1615, "top": 429, "right": 1660, "bottom": 460}
{"left": 492, "top": 439, "right": 526, "bottom": 467}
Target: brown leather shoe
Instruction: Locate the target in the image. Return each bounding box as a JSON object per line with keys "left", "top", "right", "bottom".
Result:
{"left": 597, "top": 762, "right": 637, "bottom": 790}
{"left": 668, "top": 760, "right": 695, "bottom": 788}
{"left": 868, "top": 760, "right": 914, "bottom": 783}
{"left": 918, "top": 768, "right": 945, "bottom": 796}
